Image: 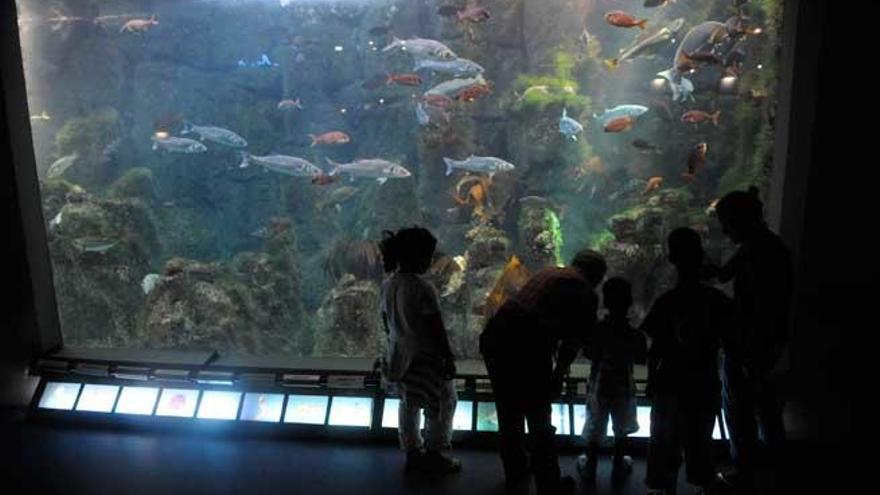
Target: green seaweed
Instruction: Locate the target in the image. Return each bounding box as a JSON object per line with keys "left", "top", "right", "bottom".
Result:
{"left": 55, "top": 107, "right": 119, "bottom": 157}
{"left": 589, "top": 229, "right": 616, "bottom": 252}
{"left": 545, "top": 209, "right": 564, "bottom": 267}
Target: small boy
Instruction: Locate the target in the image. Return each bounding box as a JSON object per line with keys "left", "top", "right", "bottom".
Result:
{"left": 577, "top": 277, "right": 647, "bottom": 481}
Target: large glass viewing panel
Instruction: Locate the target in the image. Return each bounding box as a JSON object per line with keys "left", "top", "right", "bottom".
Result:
{"left": 14, "top": 0, "right": 787, "bottom": 360}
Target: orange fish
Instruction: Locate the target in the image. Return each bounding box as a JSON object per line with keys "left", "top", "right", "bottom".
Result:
{"left": 681, "top": 110, "right": 721, "bottom": 126}
{"left": 120, "top": 15, "right": 158, "bottom": 33}
{"left": 422, "top": 93, "right": 454, "bottom": 109}
{"left": 604, "top": 116, "right": 635, "bottom": 133}
{"left": 309, "top": 131, "right": 351, "bottom": 147}
{"left": 604, "top": 11, "right": 648, "bottom": 30}
{"left": 484, "top": 256, "right": 531, "bottom": 318}
{"left": 311, "top": 174, "right": 341, "bottom": 186}
{"left": 452, "top": 175, "right": 493, "bottom": 222}
{"left": 643, "top": 176, "right": 663, "bottom": 195}
{"left": 456, "top": 84, "right": 492, "bottom": 102}
{"left": 386, "top": 73, "right": 423, "bottom": 86}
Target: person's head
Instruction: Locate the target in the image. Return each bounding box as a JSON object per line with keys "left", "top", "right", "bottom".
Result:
{"left": 571, "top": 249, "right": 607, "bottom": 288}
{"left": 715, "top": 187, "right": 765, "bottom": 244}
{"left": 602, "top": 277, "right": 632, "bottom": 317}
{"left": 379, "top": 226, "right": 437, "bottom": 274}
{"left": 668, "top": 227, "right": 703, "bottom": 276}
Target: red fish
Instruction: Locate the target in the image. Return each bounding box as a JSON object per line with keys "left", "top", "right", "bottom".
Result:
{"left": 683, "top": 142, "right": 708, "bottom": 179}
{"left": 386, "top": 73, "right": 423, "bottom": 87}
{"left": 457, "top": 6, "right": 491, "bottom": 23}
{"left": 456, "top": 84, "right": 492, "bottom": 102}
{"left": 605, "top": 116, "right": 635, "bottom": 133}
{"left": 311, "top": 174, "right": 341, "bottom": 186}
{"left": 681, "top": 110, "right": 721, "bottom": 126}
{"left": 604, "top": 11, "right": 648, "bottom": 30}
{"left": 309, "top": 131, "right": 351, "bottom": 147}
{"left": 422, "top": 93, "right": 454, "bottom": 109}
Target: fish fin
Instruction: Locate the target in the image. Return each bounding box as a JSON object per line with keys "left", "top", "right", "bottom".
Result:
{"left": 382, "top": 36, "right": 401, "bottom": 52}
{"left": 335, "top": 204, "right": 342, "bottom": 213}
{"left": 443, "top": 158, "right": 455, "bottom": 176}
{"left": 604, "top": 59, "right": 619, "bottom": 71}
{"left": 377, "top": 177, "right": 388, "bottom": 185}
{"left": 638, "top": 20, "right": 648, "bottom": 30}
{"left": 712, "top": 110, "right": 721, "bottom": 126}
{"left": 309, "top": 134, "right": 317, "bottom": 147}
{"left": 238, "top": 151, "right": 250, "bottom": 169}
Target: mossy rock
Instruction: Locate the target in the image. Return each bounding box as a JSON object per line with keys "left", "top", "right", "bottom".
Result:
{"left": 108, "top": 168, "right": 156, "bottom": 203}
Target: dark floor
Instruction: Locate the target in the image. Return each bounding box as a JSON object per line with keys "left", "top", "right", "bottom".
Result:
{"left": 1, "top": 417, "right": 840, "bottom": 495}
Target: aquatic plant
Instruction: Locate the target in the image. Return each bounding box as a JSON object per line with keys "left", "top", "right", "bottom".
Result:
{"left": 589, "top": 229, "right": 615, "bottom": 252}
{"left": 545, "top": 209, "right": 564, "bottom": 267}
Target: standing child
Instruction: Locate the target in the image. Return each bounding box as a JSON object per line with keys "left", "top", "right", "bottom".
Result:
{"left": 379, "top": 227, "right": 461, "bottom": 474}
{"left": 577, "top": 277, "right": 647, "bottom": 482}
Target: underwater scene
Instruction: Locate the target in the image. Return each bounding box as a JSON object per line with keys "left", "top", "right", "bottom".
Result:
{"left": 16, "top": 0, "right": 784, "bottom": 359}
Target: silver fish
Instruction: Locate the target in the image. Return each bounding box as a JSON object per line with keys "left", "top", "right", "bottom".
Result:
{"left": 182, "top": 123, "right": 248, "bottom": 148}
{"left": 382, "top": 36, "right": 457, "bottom": 61}
{"left": 606, "top": 18, "right": 685, "bottom": 70}
{"left": 141, "top": 273, "right": 160, "bottom": 295}
{"left": 73, "top": 237, "right": 118, "bottom": 254}
{"left": 48, "top": 210, "right": 63, "bottom": 231}
{"left": 239, "top": 152, "right": 322, "bottom": 177}
{"left": 593, "top": 105, "right": 650, "bottom": 126}
{"left": 658, "top": 21, "right": 726, "bottom": 101}
{"left": 559, "top": 108, "right": 584, "bottom": 141}
{"left": 46, "top": 152, "right": 78, "bottom": 179}
{"left": 414, "top": 57, "right": 484, "bottom": 77}
{"left": 415, "top": 103, "right": 431, "bottom": 126}
{"left": 425, "top": 75, "right": 487, "bottom": 97}
{"left": 151, "top": 136, "right": 207, "bottom": 153}
{"left": 327, "top": 158, "right": 412, "bottom": 185}
{"left": 443, "top": 155, "right": 515, "bottom": 177}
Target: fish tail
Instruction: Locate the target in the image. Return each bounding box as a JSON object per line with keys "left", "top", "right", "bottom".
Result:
{"left": 443, "top": 158, "right": 457, "bottom": 177}
{"left": 326, "top": 158, "right": 341, "bottom": 176}
{"left": 604, "top": 58, "right": 619, "bottom": 71}
{"left": 309, "top": 134, "right": 318, "bottom": 147}
{"left": 712, "top": 110, "right": 721, "bottom": 126}
{"left": 181, "top": 121, "right": 192, "bottom": 134}
{"left": 238, "top": 151, "right": 250, "bottom": 169}
{"left": 638, "top": 19, "right": 648, "bottom": 30}
{"left": 382, "top": 36, "right": 401, "bottom": 52}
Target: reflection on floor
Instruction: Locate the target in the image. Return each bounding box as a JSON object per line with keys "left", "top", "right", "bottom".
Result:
{"left": 2, "top": 419, "right": 826, "bottom": 495}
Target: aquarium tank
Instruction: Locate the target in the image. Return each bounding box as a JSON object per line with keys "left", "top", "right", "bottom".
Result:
{"left": 14, "top": 0, "right": 786, "bottom": 360}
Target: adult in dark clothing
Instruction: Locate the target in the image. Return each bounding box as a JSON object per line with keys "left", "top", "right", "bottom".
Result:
{"left": 480, "top": 250, "right": 607, "bottom": 495}
{"left": 642, "top": 228, "right": 734, "bottom": 495}
{"left": 712, "top": 188, "right": 793, "bottom": 487}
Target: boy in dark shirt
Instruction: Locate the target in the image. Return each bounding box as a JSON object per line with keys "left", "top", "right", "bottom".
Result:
{"left": 577, "top": 277, "right": 647, "bottom": 482}
{"left": 641, "top": 228, "right": 733, "bottom": 495}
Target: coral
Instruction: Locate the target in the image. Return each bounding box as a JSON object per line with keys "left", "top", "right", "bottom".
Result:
{"left": 312, "top": 275, "right": 382, "bottom": 357}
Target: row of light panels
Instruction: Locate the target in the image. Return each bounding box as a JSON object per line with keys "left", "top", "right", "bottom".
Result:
{"left": 37, "top": 382, "right": 722, "bottom": 438}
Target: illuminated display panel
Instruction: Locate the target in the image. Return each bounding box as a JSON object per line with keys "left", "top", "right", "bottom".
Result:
{"left": 155, "top": 388, "right": 200, "bottom": 418}
{"left": 38, "top": 382, "right": 81, "bottom": 411}
{"left": 382, "top": 399, "right": 473, "bottom": 432}
{"left": 573, "top": 404, "right": 723, "bottom": 439}
{"left": 196, "top": 391, "right": 242, "bottom": 420}
{"left": 284, "top": 395, "right": 329, "bottom": 425}
{"left": 476, "top": 402, "right": 499, "bottom": 432}
{"left": 75, "top": 384, "right": 119, "bottom": 413}
{"left": 327, "top": 397, "right": 372, "bottom": 427}
{"left": 114, "top": 387, "right": 160, "bottom": 415}
{"left": 551, "top": 403, "right": 571, "bottom": 435}
{"left": 239, "top": 393, "right": 285, "bottom": 423}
